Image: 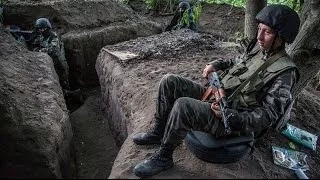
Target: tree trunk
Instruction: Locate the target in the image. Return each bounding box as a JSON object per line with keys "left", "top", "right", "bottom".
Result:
{"left": 300, "top": 0, "right": 309, "bottom": 24}
{"left": 244, "top": 0, "right": 266, "bottom": 40}
{"left": 287, "top": 0, "right": 320, "bottom": 98}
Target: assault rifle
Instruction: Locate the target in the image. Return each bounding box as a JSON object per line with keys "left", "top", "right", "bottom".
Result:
{"left": 7, "top": 28, "right": 36, "bottom": 43}
{"left": 207, "top": 72, "right": 232, "bottom": 134}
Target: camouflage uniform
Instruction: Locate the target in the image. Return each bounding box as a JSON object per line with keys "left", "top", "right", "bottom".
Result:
{"left": 31, "top": 31, "right": 70, "bottom": 90}
{"left": 158, "top": 50, "right": 298, "bottom": 146}
{"left": 165, "top": 2, "right": 198, "bottom": 32}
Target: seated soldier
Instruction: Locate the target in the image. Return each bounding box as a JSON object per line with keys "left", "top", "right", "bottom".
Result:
{"left": 132, "top": 4, "right": 300, "bottom": 177}
{"left": 165, "top": 1, "right": 198, "bottom": 32}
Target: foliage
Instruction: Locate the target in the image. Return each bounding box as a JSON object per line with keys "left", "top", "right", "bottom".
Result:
{"left": 144, "top": 0, "right": 158, "bottom": 9}
{"left": 206, "top": 0, "right": 246, "bottom": 8}
{"left": 204, "top": 0, "right": 301, "bottom": 11}
{"left": 139, "top": 0, "right": 302, "bottom": 13}
{"left": 193, "top": 1, "right": 202, "bottom": 23}
{"left": 180, "top": 1, "right": 202, "bottom": 27}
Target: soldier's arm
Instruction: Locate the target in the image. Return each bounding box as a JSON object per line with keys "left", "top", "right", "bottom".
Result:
{"left": 46, "top": 35, "right": 61, "bottom": 57}
{"left": 165, "top": 9, "right": 181, "bottom": 31}
{"left": 207, "top": 57, "right": 235, "bottom": 71}
{"left": 222, "top": 69, "right": 297, "bottom": 135}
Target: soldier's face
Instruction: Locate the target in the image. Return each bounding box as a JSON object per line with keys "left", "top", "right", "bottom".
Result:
{"left": 257, "top": 23, "right": 276, "bottom": 51}
{"left": 36, "top": 28, "right": 47, "bottom": 35}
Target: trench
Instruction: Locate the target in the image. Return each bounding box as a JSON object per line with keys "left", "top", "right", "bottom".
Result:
{"left": 62, "top": 42, "right": 126, "bottom": 178}
{"left": 64, "top": 32, "right": 148, "bottom": 178}
{"left": 2, "top": 1, "right": 163, "bottom": 177}
{"left": 68, "top": 87, "right": 119, "bottom": 179}
{"left": 60, "top": 26, "right": 163, "bottom": 178}
{"left": 3, "top": 23, "right": 161, "bottom": 179}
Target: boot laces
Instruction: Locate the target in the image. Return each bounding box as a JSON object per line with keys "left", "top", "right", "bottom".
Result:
{"left": 149, "top": 146, "right": 173, "bottom": 162}
{"left": 150, "top": 149, "right": 164, "bottom": 161}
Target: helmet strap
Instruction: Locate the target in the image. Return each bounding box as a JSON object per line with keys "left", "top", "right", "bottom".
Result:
{"left": 263, "top": 33, "right": 283, "bottom": 59}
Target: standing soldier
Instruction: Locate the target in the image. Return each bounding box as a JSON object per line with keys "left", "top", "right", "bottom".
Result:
{"left": 30, "top": 18, "right": 71, "bottom": 93}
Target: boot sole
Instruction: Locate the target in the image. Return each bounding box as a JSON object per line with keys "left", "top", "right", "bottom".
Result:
{"left": 134, "top": 163, "right": 173, "bottom": 178}
{"left": 133, "top": 139, "right": 161, "bottom": 145}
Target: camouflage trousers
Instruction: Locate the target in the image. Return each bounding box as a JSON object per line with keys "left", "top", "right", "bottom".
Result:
{"left": 155, "top": 74, "right": 222, "bottom": 146}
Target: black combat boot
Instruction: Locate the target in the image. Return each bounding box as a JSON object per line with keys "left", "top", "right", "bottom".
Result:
{"left": 133, "top": 144, "right": 174, "bottom": 177}
{"left": 132, "top": 119, "right": 166, "bottom": 145}
{"left": 132, "top": 131, "right": 162, "bottom": 145}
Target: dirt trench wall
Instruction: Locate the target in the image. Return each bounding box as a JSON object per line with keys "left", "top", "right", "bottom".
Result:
{"left": 95, "top": 29, "right": 222, "bottom": 150}
{"left": 2, "top": 0, "right": 140, "bottom": 33}
{"left": 62, "top": 21, "right": 162, "bottom": 88}
{"left": 0, "top": 25, "right": 73, "bottom": 178}
{"left": 3, "top": 0, "right": 162, "bottom": 87}
{"left": 95, "top": 51, "right": 130, "bottom": 146}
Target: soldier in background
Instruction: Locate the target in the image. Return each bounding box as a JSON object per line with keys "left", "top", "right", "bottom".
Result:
{"left": 30, "top": 18, "right": 81, "bottom": 101}
{"left": 164, "top": 1, "right": 198, "bottom": 32}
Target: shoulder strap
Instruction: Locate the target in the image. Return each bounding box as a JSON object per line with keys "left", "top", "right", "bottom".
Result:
{"left": 227, "top": 50, "right": 287, "bottom": 103}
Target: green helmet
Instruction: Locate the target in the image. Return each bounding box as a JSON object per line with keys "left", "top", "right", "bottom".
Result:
{"left": 255, "top": 4, "right": 300, "bottom": 43}
{"left": 35, "top": 18, "right": 52, "bottom": 29}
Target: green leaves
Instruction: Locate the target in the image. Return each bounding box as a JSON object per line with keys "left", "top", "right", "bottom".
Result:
{"left": 206, "top": 0, "right": 246, "bottom": 8}
{"left": 193, "top": 1, "right": 202, "bottom": 23}
{"left": 144, "top": 0, "right": 158, "bottom": 9}
{"left": 193, "top": 0, "right": 301, "bottom": 11}
{"left": 138, "top": 0, "right": 300, "bottom": 15}
{"left": 180, "top": 2, "right": 201, "bottom": 27}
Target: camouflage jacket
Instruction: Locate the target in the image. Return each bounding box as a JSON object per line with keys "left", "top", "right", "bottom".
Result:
{"left": 31, "top": 31, "right": 70, "bottom": 89}
{"left": 32, "top": 31, "right": 61, "bottom": 57}
{"left": 209, "top": 49, "right": 298, "bottom": 137}
{"left": 165, "top": 4, "right": 198, "bottom": 32}
{"left": 31, "top": 31, "right": 68, "bottom": 67}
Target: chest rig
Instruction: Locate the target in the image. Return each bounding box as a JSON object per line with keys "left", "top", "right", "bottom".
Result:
{"left": 219, "top": 49, "right": 297, "bottom": 109}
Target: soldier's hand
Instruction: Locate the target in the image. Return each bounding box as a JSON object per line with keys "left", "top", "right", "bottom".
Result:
{"left": 211, "top": 102, "right": 221, "bottom": 119}
{"left": 202, "top": 64, "right": 216, "bottom": 78}
{"left": 214, "top": 88, "right": 226, "bottom": 103}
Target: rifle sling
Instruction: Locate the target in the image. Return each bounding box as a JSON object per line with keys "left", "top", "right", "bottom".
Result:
{"left": 227, "top": 50, "right": 287, "bottom": 103}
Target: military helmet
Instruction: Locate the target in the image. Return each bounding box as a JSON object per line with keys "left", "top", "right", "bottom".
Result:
{"left": 255, "top": 4, "right": 300, "bottom": 43}
{"left": 178, "top": 1, "right": 191, "bottom": 10}
{"left": 35, "top": 18, "right": 52, "bottom": 29}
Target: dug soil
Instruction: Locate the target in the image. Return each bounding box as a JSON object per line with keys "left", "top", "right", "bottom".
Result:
{"left": 70, "top": 2, "right": 320, "bottom": 179}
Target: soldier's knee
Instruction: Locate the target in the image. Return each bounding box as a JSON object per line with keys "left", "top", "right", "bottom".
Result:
{"left": 160, "top": 74, "right": 176, "bottom": 82}
{"left": 159, "top": 74, "right": 178, "bottom": 86}
{"left": 174, "top": 97, "right": 192, "bottom": 110}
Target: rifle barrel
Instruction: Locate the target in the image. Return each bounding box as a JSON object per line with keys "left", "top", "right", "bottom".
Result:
{"left": 8, "top": 29, "right": 33, "bottom": 34}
